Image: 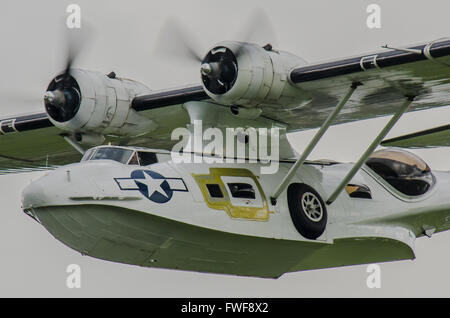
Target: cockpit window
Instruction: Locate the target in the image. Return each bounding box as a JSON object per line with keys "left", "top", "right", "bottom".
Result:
{"left": 366, "top": 149, "right": 435, "bottom": 196}
{"left": 138, "top": 152, "right": 158, "bottom": 166}
{"left": 81, "top": 147, "right": 160, "bottom": 166}
{"left": 89, "top": 147, "right": 133, "bottom": 164}
{"left": 81, "top": 148, "right": 96, "bottom": 162}
{"left": 128, "top": 152, "right": 139, "bottom": 165}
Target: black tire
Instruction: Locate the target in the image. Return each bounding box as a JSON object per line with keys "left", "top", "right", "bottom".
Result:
{"left": 287, "top": 183, "right": 327, "bottom": 240}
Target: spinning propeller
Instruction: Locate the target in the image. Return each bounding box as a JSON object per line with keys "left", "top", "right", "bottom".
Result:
{"left": 34, "top": 10, "right": 276, "bottom": 123}
{"left": 44, "top": 27, "right": 89, "bottom": 122}
{"left": 154, "top": 8, "right": 277, "bottom": 94}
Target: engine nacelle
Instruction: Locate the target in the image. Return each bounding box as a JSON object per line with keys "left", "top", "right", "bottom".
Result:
{"left": 200, "top": 41, "right": 310, "bottom": 109}
{"left": 45, "top": 69, "right": 156, "bottom": 140}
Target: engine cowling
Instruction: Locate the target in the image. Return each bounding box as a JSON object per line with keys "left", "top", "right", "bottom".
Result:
{"left": 44, "top": 69, "right": 156, "bottom": 142}
{"left": 200, "top": 41, "right": 311, "bottom": 109}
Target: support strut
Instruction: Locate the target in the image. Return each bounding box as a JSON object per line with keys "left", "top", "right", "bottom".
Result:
{"left": 326, "top": 95, "right": 415, "bottom": 205}
{"left": 270, "top": 82, "right": 361, "bottom": 205}
{"left": 63, "top": 136, "right": 85, "bottom": 155}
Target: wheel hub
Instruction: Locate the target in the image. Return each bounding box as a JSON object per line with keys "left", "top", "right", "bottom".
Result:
{"left": 301, "top": 192, "right": 323, "bottom": 222}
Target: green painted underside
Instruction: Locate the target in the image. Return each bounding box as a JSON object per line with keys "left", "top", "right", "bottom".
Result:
{"left": 31, "top": 204, "right": 415, "bottom": 278}
{"left": 0, "top": 127, "right": 81, "bottom": 173}
{"left": 382, "top": 126, "right": 450, "bottom": 148}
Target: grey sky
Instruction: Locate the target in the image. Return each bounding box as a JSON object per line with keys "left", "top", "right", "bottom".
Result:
{"left": 2, "top": 0, "right": 450, "bottom": 297}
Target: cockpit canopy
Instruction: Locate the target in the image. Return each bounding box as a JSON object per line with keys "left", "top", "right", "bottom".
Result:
{"left": 366, "top": 148, "right": 435, "bottom": 196}
{"left": 81, "top": 146, "right": 165, "bottom": 166}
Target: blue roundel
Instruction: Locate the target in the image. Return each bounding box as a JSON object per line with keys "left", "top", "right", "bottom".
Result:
{"left": 130, "top": 170, "right": 173, "bottom": 203}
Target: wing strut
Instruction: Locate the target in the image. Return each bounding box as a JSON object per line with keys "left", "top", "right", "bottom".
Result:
{"left": 326, "top": 95, "right": 415, "bottom": 205}
{"left": 63, "top": 136, "right": 86, "bottom": 155}
{"left": 270, "top": 82, "right": 362, "bottom": 205}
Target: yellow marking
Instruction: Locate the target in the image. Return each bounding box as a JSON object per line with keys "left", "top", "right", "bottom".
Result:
{"left": 192, "top": 168, "right": 273, "bottom": 221}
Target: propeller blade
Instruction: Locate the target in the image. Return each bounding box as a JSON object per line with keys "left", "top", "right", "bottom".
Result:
{"left": 61, "top": 23, "right": 92, "bottom": 81}
{"left": 237, "top": 8, "right": 278, "bottom": 46}
{"left": 153, "top": 17, "right": 204, "bottom": 63}
{"left": 43, "top": 22, "right": 92, "bottom": 122}
{"left": 233, "top": 7, "right": 278, "bottom": 56}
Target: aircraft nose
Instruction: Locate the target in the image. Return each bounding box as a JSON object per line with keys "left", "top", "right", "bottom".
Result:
{"left": 21, "top": 168, "right": 69, "bottom": 210}
{"left": 21, "top": 176, "right": 50, "bottom": 210}
{"left": 21, "top": 162, "right": 118, "bottom": 211}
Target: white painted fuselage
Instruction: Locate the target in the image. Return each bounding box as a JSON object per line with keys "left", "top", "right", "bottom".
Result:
{"left": 21, "top": 149, "right": 450, "bottom": 278}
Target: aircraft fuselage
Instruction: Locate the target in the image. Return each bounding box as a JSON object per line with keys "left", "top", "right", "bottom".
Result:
{"left": 21, "top": 147, "right": 450, "bottom": 278}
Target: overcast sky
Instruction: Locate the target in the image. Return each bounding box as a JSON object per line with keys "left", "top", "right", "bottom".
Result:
{"left": 2, "top": 0, "right": 450, "bottom": 297}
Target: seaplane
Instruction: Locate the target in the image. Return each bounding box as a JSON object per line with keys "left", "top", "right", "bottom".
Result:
{"left": 3, "top": 13, "right": 450, "bottom": 278}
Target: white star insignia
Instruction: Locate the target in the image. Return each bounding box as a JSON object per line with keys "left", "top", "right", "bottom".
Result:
{"left": 135, "top": 172, "right": 168, "bottom": 198}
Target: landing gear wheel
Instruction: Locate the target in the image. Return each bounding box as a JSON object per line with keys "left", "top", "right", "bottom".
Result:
{"left": 287, "top": 183, "right": 327, "bottom": 240}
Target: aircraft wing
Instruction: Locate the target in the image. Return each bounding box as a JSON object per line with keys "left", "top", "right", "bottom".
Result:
{"left": 133, "top": 39, "right": 450, "bottom": 132}
{"left": 274, "top": 40, "right": 450, "bottom": 131}
{"left": 381, "top": 124, "right": 450, "bottom": 148}
{"left": 0, "top": 113, "right": 82, "bottom": 174}
{"left": 3, "top": 39, "right": 450, "bottom": 173}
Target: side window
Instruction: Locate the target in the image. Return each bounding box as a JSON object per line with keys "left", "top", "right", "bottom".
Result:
{"left": 220, "top": 176, "right": 263, "bottom": 208}
{"left": 206, "top": 184, "right": 224, "bottom": 198}
{"left": 138, "top": 152, "right": 158, "bottom": 166}
{"left": 227, "top": 183, "right": 255, "bottom": 199}
{"left": 366, "top": 149, "right": 435, "bottom": 196}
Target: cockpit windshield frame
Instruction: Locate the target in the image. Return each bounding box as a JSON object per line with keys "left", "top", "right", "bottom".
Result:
{"left": 81, "top": 145, "right": 159, "bottom": 166}
{"left": 86, "top": 146, "right": 134, "bottom": 164}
